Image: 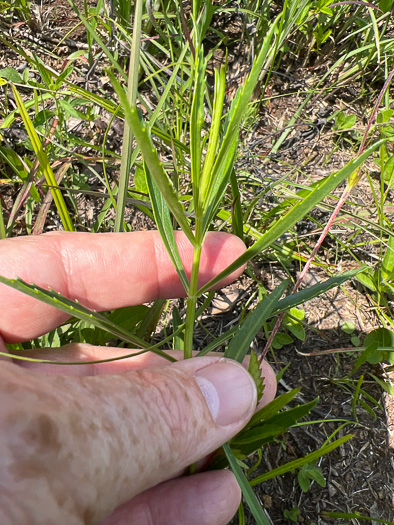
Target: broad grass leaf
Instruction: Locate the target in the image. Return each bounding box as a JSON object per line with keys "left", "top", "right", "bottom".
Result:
{"left": 225, "top": 280, "right": 288, "bottom": 363}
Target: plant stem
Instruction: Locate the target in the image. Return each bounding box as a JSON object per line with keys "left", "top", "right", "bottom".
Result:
{"left": 184, "top": 243, "right": 202, "bottom": 358}
{"left": 0, "top": 198, "right": 6, "bottom": 239}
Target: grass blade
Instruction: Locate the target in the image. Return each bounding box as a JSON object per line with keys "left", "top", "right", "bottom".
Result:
{"left": 198, "top": 139, "right": 388, "bottom": 295}
{"left": 108, "top": 71, "right": 195, "bottom": 245}
{"left": 223, "top": 443, "right": 271, "bottom": 525}
{"left": 11, "top": 85, "right": 74, "bottom": 232}
{"left": 249, "top": 435, "right": 353, "bottom": 486}
{"left": 199, "top": 61, "right": 226, "bottom": 200}
{"left": 225, "top": 280, "right": 288, "bottom": 363}
{"left": 66, "top": 0, "right": 127, "bottom": 80}
{"left": 321, "top": 511, "right": 394, "bottom": 524}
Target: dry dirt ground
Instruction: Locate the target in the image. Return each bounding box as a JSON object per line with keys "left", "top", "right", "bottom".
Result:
{"left": 1, "top": 1, "right": 393, "bottom": 523}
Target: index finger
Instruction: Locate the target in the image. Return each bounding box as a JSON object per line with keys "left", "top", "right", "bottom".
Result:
{"left": 0, "top": 231, "right": 246, "bottom": 343}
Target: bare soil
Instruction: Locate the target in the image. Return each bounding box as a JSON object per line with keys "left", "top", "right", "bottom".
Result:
{"left": 1, "top": 1, "right": 393, "bottom": 524}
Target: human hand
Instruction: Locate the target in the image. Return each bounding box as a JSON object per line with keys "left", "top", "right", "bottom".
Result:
{"left": 0, "top": 231, "right": 277, "bottom": 525}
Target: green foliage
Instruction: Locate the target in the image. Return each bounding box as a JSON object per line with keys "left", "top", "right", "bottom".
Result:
{"left": 297, "top": 462, "right": 326, "bottom": 492}
{"left": 283, "top": 507, "right": 300, "bottom": 522}
{"left": 1, "top": 0, "right": 394, "bottom": 520}
{"left": 225, "top": 281, "right": 288, "bottom": 362}
{"left": 334, "top": 110, "right": 357, "bottom": 132}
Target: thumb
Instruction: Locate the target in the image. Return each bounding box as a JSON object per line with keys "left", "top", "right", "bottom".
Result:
{"left": 1, "top": 356, "right": 257, "bottom": 524}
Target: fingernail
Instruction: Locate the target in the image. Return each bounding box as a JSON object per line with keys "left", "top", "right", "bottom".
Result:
{"left": 195, "top": 359, "right": 257, "bottom": 426}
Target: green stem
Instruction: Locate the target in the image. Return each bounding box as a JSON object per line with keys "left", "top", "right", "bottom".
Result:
{"left": 184, "top": 243, "right": 202, "bottom": 359}
{"left": 0, "top": 199, "right": 6, "bottom": 239}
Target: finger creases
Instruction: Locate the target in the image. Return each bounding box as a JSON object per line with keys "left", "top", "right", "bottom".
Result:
{"left": 0, "top": 356, "right": 255, "bottom": 524}
{"left": 0, "top": 231, "right": 246, "bottom": 342}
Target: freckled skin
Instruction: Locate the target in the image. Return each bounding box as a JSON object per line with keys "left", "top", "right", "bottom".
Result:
{"left": 0, "top": 357, "right": 232, "bottom": 525}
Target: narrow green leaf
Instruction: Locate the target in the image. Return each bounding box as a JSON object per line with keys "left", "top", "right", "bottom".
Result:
{"left": 0, "top": 276, "right": 147, "bottom": 348}
{"left": 225, "top": 280, "right": 288, "bottom": 362}
{"left": 11, "top": 85, "right": 74, "bottom": 232}
{"left": 321, "top": 511, "right": 394, "bottom": 524}
{"left": 247, "top": 389, "right": 301, "bottom": 428}
{"left": 108, "top": 71, "right": 195, "bottom": 245}
{"left": 367, "top": 7, "right": 381, "bottom": 64}
{"left": 198, "top": 267, "right": 366, "bottom": 357}
{"left": 135, "top": 299, "right": 166, "bottom": 340}
{"left": 146, "top": 165, "right": 190, "bottom": 292}
{"left": 198, "top": 140, "right": 388, "bottom": 295}
{"left": 199, "top": 62, "right": 227, "bottom": 200}
{"left": 232, "top": 399, "right": 319, "bottom": 445}
{"left": 382, "top": 234, "right": 394, "bottom": 280}
{"left": 249, "top": 435, "right": 353, "bottom": 486}
{"left": 190, "top": 46, "right": 207, "bottom": 212}
{"left": 204, "top": 16, "right": 279, "bottom": 202}
{"left": 230, "top": 168, "right": 244, "bottom": 240}
{"left": 223, "top": 444, "right": 271, "bottom": 525}
{"left": 172, "top": 307, "right": 184, "bottom": 351}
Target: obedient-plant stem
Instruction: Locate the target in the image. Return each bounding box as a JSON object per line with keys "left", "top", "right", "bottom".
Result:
{"left": 184, "top": 243, "right": 202, "bottom": 358}
{"left": 184, "top": 218, "right": 204, "bottom": 358}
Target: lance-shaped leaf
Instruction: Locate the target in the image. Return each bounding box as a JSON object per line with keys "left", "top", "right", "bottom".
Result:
{"left": 198, "top": 266, "right": 367, "bottom": 356}
{"left": 198, "top": 138, "right": 388, "bottom": 295}
{"left": 200, "top": 15, "right": 279, "bottom": 232}
{"left": 108, "top": 71, "right": 195, "bottom": 245}
{"left": 0, "top": 276, "right": 147, "bottom": 348}
{"left": 190, "top": 45, "right": 207, "bottom": 213}
{"left": 145, "top": 164, "right": 190, "bottom": 293}
{"left": 224, "top": 280, "right": 288, "bottom": 363}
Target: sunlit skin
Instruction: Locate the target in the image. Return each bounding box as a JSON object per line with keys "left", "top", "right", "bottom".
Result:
{"left": 0, "top": 231, "right": 277, "bottom": 525}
